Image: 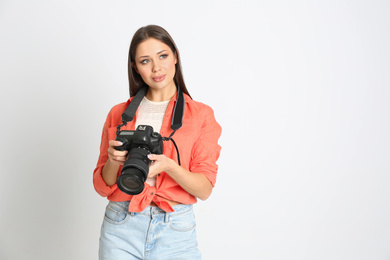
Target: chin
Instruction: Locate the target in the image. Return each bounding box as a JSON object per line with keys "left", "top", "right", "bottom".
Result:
{"left": 149, "top": 81, "right": 175, "bottom": 91}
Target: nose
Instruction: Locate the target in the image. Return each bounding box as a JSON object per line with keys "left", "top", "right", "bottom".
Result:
{"left": 152, "top": 61, "right": 161, "bottom": 72}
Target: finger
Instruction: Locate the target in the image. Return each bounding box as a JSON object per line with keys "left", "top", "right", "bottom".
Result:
{"left": 109, "top": 152, "right": 127, "bottom": 159}
{"left": 147, "top": 170, "right": 158, "bottom": 178}
{"left": 108, "top": 151, "right": 127, "bottom": 163}
{"left": 108, "top": 146, "right": 128, "bottom": 155}
{"left": 147, "top": 154, "right": 158, "bottom": 160}
{"left": 108, "top": 149, "right": 125, "bottom": 157}
{"left": 109, "top": 140, "right": 123, "bottom": 147}
{"left": 109, "top": 150, "right": 128, "bottom": 157}
{"left": 108, "top": 152, "right": 127, "bottom": 162}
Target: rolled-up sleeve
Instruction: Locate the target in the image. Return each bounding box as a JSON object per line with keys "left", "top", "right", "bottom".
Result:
{"left": 189, "top": 106, "right": 222, "bottom": 186}
{"left": 93, "top": 109, "right": 119, "bottom": 197}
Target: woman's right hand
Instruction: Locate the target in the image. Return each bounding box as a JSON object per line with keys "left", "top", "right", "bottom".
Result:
{"left": 102, "top": 141, "right": 128, "bottom": 186}
{"left": 107, "top": 140, "right": 128, "bottom": 165}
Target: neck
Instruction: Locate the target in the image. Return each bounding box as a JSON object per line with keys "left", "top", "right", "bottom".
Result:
{"left": 146, "top": 85, "right": 177, "bottom": 102}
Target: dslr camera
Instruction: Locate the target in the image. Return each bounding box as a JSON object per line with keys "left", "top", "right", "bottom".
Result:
{"left": 114, "top": 125, "right": 163, "bottom": 195}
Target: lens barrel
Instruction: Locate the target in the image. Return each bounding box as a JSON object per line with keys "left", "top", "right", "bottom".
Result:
{"left": 117, "top": 147, "right": 150, "bottom": 195}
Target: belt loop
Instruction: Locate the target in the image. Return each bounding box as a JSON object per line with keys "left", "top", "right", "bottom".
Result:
{"left": 130, "top": 212, "right": 134, "bottom": 217}
{"left": 164, "top": 212, "right": 170, "bottom": 223}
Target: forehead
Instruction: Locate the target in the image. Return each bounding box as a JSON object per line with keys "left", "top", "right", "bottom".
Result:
{"left": 135, "top": 38, "right": 172, "bottom": 57}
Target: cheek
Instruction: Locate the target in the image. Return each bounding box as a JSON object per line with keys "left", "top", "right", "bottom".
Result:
{"left": 137, "top": 68, "right": 150, "bottom": 80}
{"left": 165, "top": 60, "right": 176, "bottom": 73}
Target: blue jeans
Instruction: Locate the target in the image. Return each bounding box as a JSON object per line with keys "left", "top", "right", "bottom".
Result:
{"left": 99, "top": 201, "right": 202, "bottom": 260}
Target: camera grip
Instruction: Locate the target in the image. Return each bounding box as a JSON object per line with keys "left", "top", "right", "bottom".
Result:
{"left": 114, "top": 138, "right": 128, "bottom": 151}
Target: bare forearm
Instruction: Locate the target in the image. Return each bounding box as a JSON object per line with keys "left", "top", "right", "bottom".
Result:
{"left": 102, "top": 140, "right": 127, "bottom": 186}
{"left": 165, "top": 162, "right": 213, "bottom": 200}
{"left": 102, "top": 160, "right": 120, "bottom": 186}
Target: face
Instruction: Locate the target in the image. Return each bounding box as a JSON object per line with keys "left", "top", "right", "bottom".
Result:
{"left": 133, "top": 38, "right": 177, "bottom": 94}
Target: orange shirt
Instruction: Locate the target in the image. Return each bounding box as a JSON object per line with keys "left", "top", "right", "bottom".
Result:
{"left": 93, "top": 92, "right": 222, "bottom": 212}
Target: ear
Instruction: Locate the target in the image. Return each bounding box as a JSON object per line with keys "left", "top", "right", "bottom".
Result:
{"left": 174, "top": 52, "right": 178, "bottom": 64}
{"left": 131, "top": 62, "right": 139, "bottom": 74}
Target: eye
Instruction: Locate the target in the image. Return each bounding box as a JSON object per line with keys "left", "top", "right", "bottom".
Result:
{"left": 140, "top": 59, "right": 149, "bottom": 64}
{"left": 160, "top": 54, "right": 168, "bottom": 59}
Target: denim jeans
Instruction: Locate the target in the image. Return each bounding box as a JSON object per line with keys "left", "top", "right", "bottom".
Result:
{"left": 99, "top": 201, "right": 201, "bottom": 260}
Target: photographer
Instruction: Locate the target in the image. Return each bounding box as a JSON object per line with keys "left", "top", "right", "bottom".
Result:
{"left": 93, "top": 25, "right": 222, "bottom": 259}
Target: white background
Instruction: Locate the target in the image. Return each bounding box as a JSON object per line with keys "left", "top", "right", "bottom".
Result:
{"left": 1, "top": 1, "right": 389, "bottom": 259}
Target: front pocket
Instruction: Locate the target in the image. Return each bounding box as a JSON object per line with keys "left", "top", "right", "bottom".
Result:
{"left": 104, "top": 202, "right": 130, "bottom": 225}
{"left": 169, "top": 209, "right": 196, "bottom": 232}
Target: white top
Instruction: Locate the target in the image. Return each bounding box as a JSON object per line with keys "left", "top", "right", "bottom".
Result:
{"left": 136, "top": 97, "right": 169, "bottom": 133}
{"left": 135, "top": 97, "right": 169, "bottom": 186}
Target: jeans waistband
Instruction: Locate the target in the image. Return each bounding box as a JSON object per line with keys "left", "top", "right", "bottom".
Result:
{"left": 108, "top": 201, "right": 193, "bottom": 222}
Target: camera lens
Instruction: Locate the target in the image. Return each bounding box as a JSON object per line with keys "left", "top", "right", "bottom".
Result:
{"left": 117, "top": 147, "right": 150, "bottom": 195}
{"left": 122, "top": 178, "right": 139, "bottom": 190}
{"left": 117, "top": 167, "right": 145, "bottom": 195}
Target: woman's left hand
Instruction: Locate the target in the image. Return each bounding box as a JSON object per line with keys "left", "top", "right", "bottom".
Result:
{"left": 147, "top": 154, "right": 213, "bottom": 200}
{"left": 147, "top": 154, "right": 176, "bottom": 178}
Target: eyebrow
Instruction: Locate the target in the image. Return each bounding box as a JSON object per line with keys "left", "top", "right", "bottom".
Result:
{"left": 138, "top": 50, "right": 168, "bottom": 60}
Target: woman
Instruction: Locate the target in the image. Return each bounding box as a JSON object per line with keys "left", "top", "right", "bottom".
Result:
{"left": 93, "top": 25, "right": 222, "bottom": 260}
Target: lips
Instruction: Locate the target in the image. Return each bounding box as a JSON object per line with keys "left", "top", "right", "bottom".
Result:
{"left": 152, "top": 74, "right": 166, "bottom": 82}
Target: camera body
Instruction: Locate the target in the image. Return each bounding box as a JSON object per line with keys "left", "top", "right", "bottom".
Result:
{"left": 115, "top": 125, "right": 163, "bottom": 195}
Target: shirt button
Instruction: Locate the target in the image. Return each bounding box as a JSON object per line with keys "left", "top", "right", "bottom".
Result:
{"left": 151, "top": 192, "right": 154, "bottom": 195}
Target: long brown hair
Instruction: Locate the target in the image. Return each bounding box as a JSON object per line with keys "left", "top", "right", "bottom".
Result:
{"left": 128, "top": 25, "right": 191, "bottom": 98}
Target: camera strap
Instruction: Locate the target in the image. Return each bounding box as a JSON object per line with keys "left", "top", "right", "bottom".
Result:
{"left": 121, "top": 86, "right": 148, "bottom": 124}
{"left": 117, "top": 86, "right": 184, "bottom": 131}
{"left": 117, "top": 86, "right": 185, "bottom": 165}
